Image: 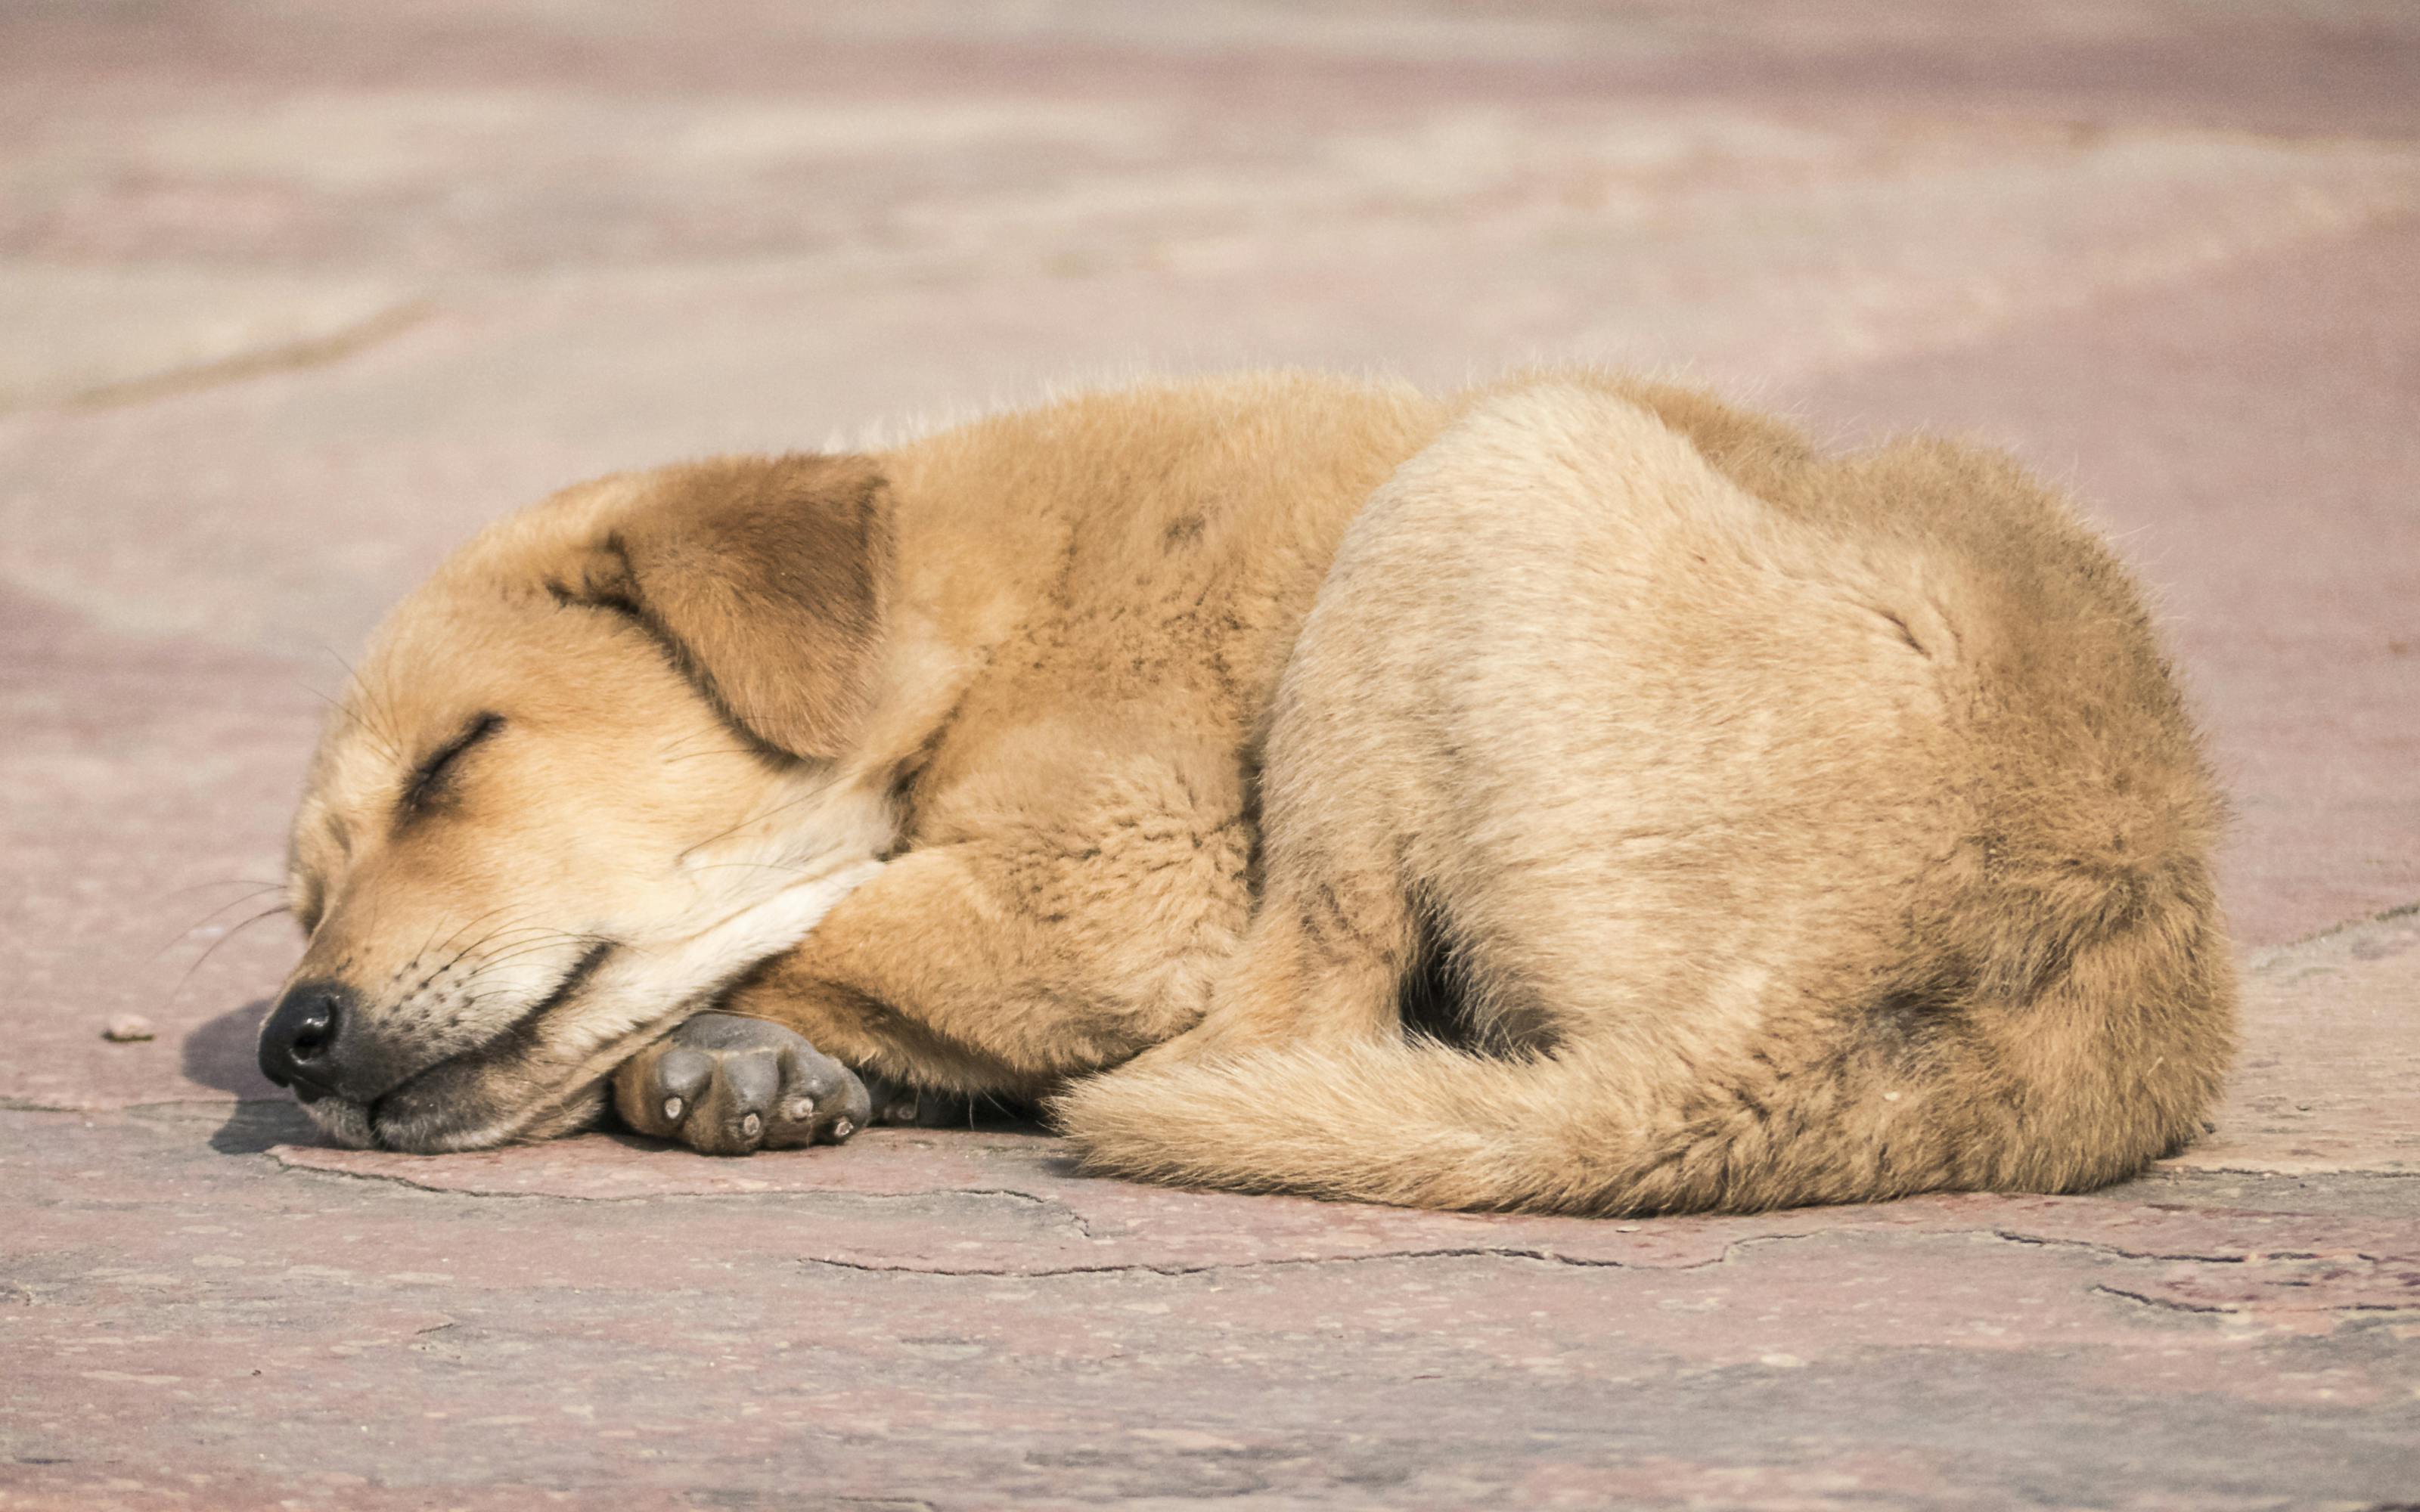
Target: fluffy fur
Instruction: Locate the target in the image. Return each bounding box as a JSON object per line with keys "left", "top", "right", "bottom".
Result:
{"left": 1056, "top": 380, "right": 2234, "bottom": 1212}
{"left": 271, "top": 369, "right": 2235, "bottom": 1213}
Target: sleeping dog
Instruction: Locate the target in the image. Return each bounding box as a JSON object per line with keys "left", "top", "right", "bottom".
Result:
{"left": 257, "top": 370, "right": 2235, "bottom": 1214}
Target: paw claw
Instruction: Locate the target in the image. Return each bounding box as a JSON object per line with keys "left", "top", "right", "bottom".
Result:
{"left": 613, "top": 1012, "right": 872, "bottom": 1157}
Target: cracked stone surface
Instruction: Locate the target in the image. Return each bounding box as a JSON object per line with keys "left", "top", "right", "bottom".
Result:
{"left": 3, "top": 3, "right": 2416, "bottom": 1507}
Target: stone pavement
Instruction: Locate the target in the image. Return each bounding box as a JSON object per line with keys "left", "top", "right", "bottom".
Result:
{"left": 3, "top": 3, "right": 2415, "bottom": 1507}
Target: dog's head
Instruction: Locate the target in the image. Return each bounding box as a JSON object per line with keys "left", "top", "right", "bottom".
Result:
{"left": 261, "top": 454, "right": 898, "bottom": 1151}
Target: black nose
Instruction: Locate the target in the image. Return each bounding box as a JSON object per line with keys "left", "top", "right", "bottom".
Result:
{"left": 259, "top": 981, "right": 352, "bottom": 1101}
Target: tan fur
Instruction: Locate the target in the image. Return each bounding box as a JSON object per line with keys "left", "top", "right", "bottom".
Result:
{"left": 275, "top": 370, "right": 2235, "bottom": 1213}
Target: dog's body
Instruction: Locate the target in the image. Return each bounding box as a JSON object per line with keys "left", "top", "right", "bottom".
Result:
{"left": 263, "top": 370, "right": 2235, "bottom": 1213}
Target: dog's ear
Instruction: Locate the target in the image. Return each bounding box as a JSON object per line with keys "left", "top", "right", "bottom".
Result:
{"left": 556, "top": 454, "right": 892, "bottom": 761}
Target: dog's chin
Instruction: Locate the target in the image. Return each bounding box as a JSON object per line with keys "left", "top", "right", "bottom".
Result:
{"left": 284, "top": 1043, "right": 541, "bottom": 1153}
{"left": 293, "top": 1076, "right": 607, "bottom": 1154}
{"left": 371, "top": 1073, "right": 610, "bottom": 1154}
{"left": 298, "top": 1095, "right": 377, "bottom": 1150}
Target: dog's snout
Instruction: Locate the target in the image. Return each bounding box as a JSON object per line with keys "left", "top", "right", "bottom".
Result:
{"left": 259, "top": 981, "right": 352, "bottom": 1101}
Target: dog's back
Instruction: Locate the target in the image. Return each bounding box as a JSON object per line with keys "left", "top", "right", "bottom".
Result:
{"left": 1060, "top": 377, "right": 2235, "bottom": 1214}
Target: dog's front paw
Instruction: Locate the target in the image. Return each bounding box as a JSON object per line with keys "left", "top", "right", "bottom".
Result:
{"left": 614, "top": 1012, "right": 873, "bottom": 1154}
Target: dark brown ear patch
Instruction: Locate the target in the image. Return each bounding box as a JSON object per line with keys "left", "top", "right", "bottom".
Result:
{"left": 558, "top": 454, "right": 892, "bottom": 761}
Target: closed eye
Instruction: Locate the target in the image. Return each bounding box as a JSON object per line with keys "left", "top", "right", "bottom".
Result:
{"left": 400, "top": 712, "right": 504, "bottom": 820}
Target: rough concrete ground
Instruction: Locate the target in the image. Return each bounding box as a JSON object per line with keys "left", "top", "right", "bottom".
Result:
{"left": 2, "top": 3, "right": 2415, "bottom": 1507}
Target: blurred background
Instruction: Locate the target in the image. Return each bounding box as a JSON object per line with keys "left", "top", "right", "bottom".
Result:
{"left": 3, "top": 2, "right": 2415, "bottom": 1102}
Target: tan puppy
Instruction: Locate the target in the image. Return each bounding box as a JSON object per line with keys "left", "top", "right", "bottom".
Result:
{"left": 262, "top": 370, "right": 2234, "bottom": 1213}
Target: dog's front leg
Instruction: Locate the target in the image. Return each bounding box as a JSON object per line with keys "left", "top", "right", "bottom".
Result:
{"left": 613, "top": 815, "right": 1242, "bottom": 1154}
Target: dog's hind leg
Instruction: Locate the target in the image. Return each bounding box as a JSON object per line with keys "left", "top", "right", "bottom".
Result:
{"left": 1107, "top": 640, "right": 1423, "bottom": 1069}
{"left": 1058, "top": 380, "right": 2233, "bottom": 1215}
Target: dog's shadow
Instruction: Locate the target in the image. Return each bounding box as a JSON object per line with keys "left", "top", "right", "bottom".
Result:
{"left": 183, "top": 998, "right": 321, "bottom": 1154}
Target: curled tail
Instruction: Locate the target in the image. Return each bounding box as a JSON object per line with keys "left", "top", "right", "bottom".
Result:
{"left": 1056, "top": 870, "right": 2234, "bottom": 1217}
{"left": 1062, "top": 1036, "right": 1962, "bottom": 1216}
{"left": 1059, "top": 1037, "right": 1741, "bottom": 1215}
